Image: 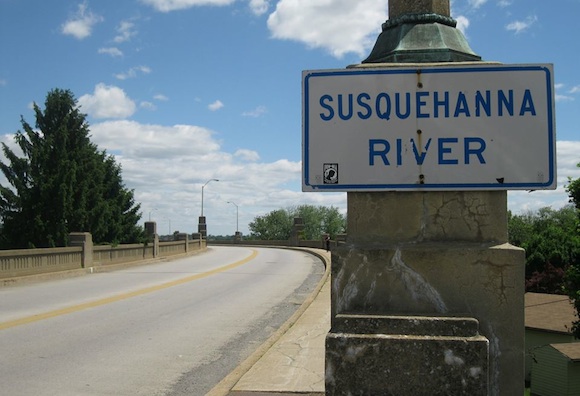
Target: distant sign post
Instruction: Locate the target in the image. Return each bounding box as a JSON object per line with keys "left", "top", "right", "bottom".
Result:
{"left": 302, "top": 64, "right": 556, "bottom": 192}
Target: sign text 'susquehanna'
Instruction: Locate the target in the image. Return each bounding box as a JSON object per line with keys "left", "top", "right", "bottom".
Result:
{"left": 318, "top": 89, "right": 537, "bottom": 122}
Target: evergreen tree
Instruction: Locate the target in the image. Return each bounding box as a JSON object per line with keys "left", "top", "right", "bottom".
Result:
{"left": 0, "top": 89, "right": 143, "bottom": 248}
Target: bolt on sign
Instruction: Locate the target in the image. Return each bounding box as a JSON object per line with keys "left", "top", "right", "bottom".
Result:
{"left": 302, "top": 64, "right": 556, "bottom": 192}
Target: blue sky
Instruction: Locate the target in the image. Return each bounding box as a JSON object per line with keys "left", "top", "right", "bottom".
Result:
{"left": 1, "top": 0, "right": 579, "bottom": 236}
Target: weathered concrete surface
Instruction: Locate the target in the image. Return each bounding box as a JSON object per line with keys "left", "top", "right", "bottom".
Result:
{"left": 346, "top": 191, "right": 508, "bottom": 245}
{"left": 389, "top": 0, "right": 450, "bottom": 18}
{"left": 329, "top": 242, "right": 523, "bottom": 395}
{"left": 327, "top": 313, "right": 490, "bottom": 396}
{"left": 326, "top": 330, "right": 488, "bottom": 395}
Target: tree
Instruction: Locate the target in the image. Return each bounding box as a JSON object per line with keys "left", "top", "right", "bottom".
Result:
{"left": 0, "top": 89, "right": 143, "bottom": 248}
{"left": 565, "top": 167, "right": 580, "bottom": 338}
{"left": 248, "top": 205, "right": 346, "bottom": 240}
{"left": 567, "top": 163, "right": 580, "bottom": 212}
{"left": 508, "top": 206, "right": 580, "bottom": 280}
{"left": 248, "top": 209, "right": 293, "bottom": 240}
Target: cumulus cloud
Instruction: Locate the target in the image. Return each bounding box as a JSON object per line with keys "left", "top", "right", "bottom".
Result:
{"left": 61, "top": 2, "right": 103, "bottom": 40}
{"left": 78, "top": 84, "right": 137, "bottom": 119}
{"left": 86, "top": 119, "right": 313, "bottom": 235}
{"left": 140, "top": 0, "right": 235, "bottom": 12}
{"left": 208, "top": 100, "right": 224, "bottom": 111}
{"left": 267, "top": 0, "right": 388, "bottom": 58}
{"left": 508, "top": 141, "right": 580, "bottom": 214}
{"left": 154, "top": 94, "right": 169, "bottom": 101}
{"left": 506, "top": 15, "right": 538, "bottom": 34}
{"left": 98, "top": 47, "right": 123, "bottom": 57}
{"left": 234, "top": 149, "right": 260, "bottom": 162}
{"left": 455, "top": 16, "right": 470, "bottom": 35}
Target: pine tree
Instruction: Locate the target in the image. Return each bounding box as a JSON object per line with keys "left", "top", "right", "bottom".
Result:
{"left": 0, "top": 88, "right": 143, "bottom": 248}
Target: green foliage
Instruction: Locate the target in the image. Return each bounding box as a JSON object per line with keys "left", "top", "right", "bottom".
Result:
{"left": 564, "top": 265, "right": 580, "bottom": 338}
{"left": 508, "top": 206, "right": 580, "bottom": 278}
{"left": 565, "top": 166, "right": 580, "bottom": 338}
{"left": 509, "top": 200, "right": 580, "bottom": 338}
{"left": 249, "top": 205, "right": 346, "bottom": 240}
{"left": 248, "top": 209, "right": 294, "bottom": 240}
{"left": 567, "top": 164, "right": 580, "bottom": 212}
{"left": 0, "top": 89, "right": 144, "bottom": 248}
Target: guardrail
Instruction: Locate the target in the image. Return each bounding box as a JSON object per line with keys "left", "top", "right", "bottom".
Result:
{"left": 0, "top": 234, "right": 206, "bottom": 280}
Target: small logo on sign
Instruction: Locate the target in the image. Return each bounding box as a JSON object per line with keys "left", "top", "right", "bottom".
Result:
{"left": 324, "top": 164, "right": 338, "bottom": 184}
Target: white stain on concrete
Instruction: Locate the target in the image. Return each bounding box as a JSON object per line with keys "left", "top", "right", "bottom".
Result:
{"left": 390, "top": 248, "right": 448, "bottom": 313}
{"left": 444, "top": 349, "right": 465, "bottom": 366}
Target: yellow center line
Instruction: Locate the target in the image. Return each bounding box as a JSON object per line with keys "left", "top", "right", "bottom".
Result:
{"left": 0, "top": 249, "right": 259, "bottom": 331}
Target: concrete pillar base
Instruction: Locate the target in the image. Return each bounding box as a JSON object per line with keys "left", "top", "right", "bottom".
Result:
{"left": 326, "top": 315, "right": 488, "bottom": 395}
{"left": 328, "top": 242, "right": 524, "bottom": 395}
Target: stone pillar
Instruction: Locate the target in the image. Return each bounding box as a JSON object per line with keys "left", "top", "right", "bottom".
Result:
{"left": 144, "top": 221, "right": 159, "bottom": 258}
{"left": 324, "top": 2, "right": 525, "bottom": 395}
{"left": 289, "top": 217, "right": 304, "bottom": 246}
{"left": 234, "top": 231, "right": 243, "bottom": 243}
{"left": 198, "top": 216, "right": 207, "bottom": 239}
{"left": 327, "top": 192, "right": 524, "bottom": 395}
{"left": 69, "top": 232, "right": 93, "bottom": 268}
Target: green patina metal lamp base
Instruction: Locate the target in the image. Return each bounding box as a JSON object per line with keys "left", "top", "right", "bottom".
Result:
{"left": 363, "top": 13, "right": 481, "bottom": 63}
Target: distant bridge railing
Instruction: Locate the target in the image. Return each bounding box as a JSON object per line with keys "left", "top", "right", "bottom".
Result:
{"left": 0, "top": 232, "right": 205, "bottom": 280}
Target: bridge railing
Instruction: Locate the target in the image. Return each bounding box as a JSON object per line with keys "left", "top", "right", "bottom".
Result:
{"left": 0, "top": 233, "right": 206, "bottom": 280}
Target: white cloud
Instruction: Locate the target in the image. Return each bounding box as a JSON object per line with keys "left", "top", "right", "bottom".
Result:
{"left": 242, "top": 105, "right": 267, "bottom": 117}
{"left": 468, "top": 0, "right": 488, "bottom": 9}
{"left": 140, "top": 101, "right": 157, "bottom": 111}
{"left": 569, "top": 86, "right": 580, "bottom": 94}
{"left": 455, "top": 16, "right": 470, "bottom": 35}
{"left": 114, "top": 21, "right": 137, "bottom": 43}
{"left": 556, "top": 94, "right": 574, "bottom": 102}
{"left": 267, "top": 0, "right": 388, "bottom": 58}
{"left": 115, "top": 65, "right": 152, "bottom": 80}
{"left": 61, "top": 2, "right": 103, "bottom": 40}
{"left": 508, "top": 141, "right": 580, "bottom": 214}
{"left": 78, "top": 84, "right": 137, "bottom": 119}
{"left": 86, "top": 119, "right": 314, "bottom": 235}
{"left": 506, "top": 15, "right": 538, "bottom": 34}
{"left": 234, "top": 149, "right": 260, "bottom": 162}
{"left": 98, "top": 47, "right": 123, "bottom": 57}
{"left": 154, "top": 94, "right": 169, "bottom": 101}
{"left": 249, "top": 0, "right": 269, "bottom": 16}
{"left": 208, "top": 100, "right": 224, "bottom": 111}
{"left": 140, "top": 0, "right": 235, "bottom": 12}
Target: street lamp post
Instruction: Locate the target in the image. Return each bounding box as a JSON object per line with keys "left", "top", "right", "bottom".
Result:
{"left": 227, "top": 201, "right": 239, "bottom": 233}
{"left": 201, "top": 179, "right": 219, "bottom": 217}
{"left": 198, "top": 178, "right": 218, "bottom": 238}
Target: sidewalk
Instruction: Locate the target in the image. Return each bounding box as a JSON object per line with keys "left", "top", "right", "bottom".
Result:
{"left": 208, "top": 250, "right": 330, "bottom": 396}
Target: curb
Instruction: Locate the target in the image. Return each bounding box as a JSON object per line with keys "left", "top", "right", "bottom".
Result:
{"left": 206, "top": 247, "right": 330, "bottom": 396}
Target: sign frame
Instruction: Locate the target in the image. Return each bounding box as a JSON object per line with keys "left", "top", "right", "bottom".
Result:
{"left": 302, "top": 64, "right": 556, "bottom": 192}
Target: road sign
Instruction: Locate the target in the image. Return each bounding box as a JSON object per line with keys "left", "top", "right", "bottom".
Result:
{"left": 302, "top": 64, "right": 556, "bottom": 192}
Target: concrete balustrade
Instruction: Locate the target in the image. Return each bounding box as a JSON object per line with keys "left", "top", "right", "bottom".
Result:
{"left": 0, "top": 232, "right": 206, "bottom": 280}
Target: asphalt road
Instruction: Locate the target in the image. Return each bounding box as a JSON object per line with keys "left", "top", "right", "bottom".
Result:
{"left": 0, "top": 246, "right": 325, "bottom": 396}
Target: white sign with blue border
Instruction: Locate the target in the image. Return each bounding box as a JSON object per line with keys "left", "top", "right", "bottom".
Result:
{"left": 302, "top": 64, "right": 556, "bottom": 192}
